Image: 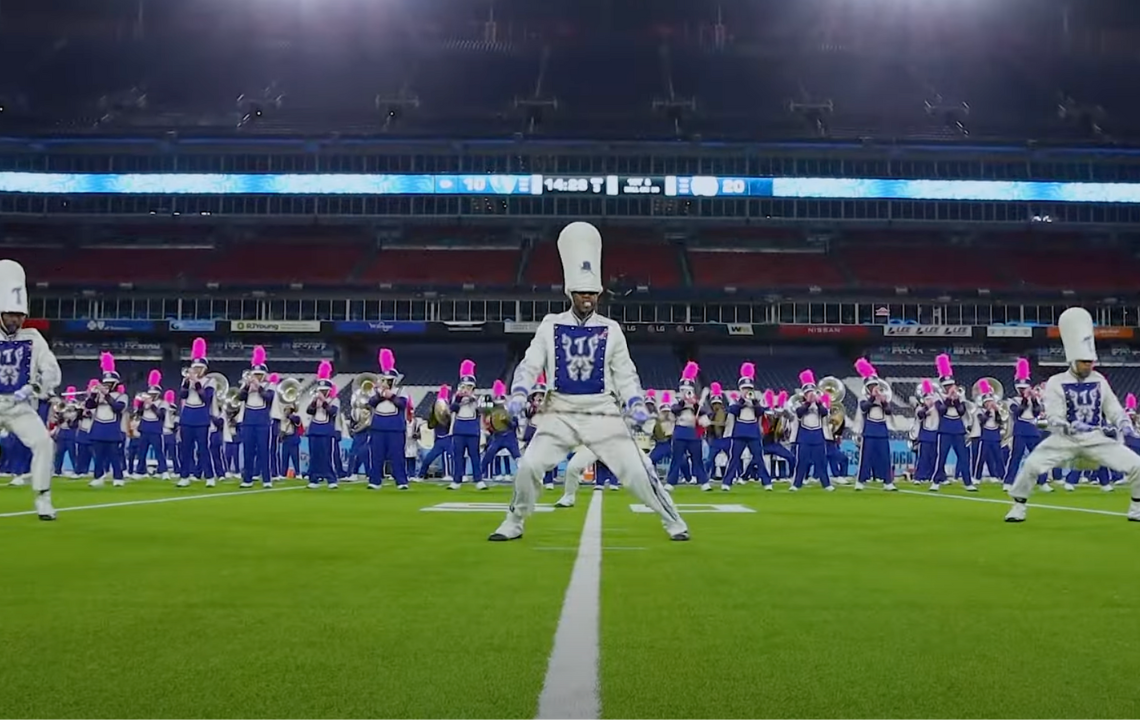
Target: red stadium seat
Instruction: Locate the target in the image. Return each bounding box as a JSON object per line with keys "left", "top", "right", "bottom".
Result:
{"left": 198, "top": 241, "right": 367, "bottom": 286}
{"left": 689, "top": 250, "right": 846, "bottom": 289}
{"left": 358, "top": 248, "right": 520, "bottom": 286}
{"left": 838, "top": 244, "right": 1010, "bottom": 290}
{"left": 526, "top": 235, "right": 681, "bottom": 288}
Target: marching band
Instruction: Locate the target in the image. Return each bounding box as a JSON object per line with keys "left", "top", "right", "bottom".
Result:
{"left": 14, "top": 339, "right": 1140, "bottom": 498}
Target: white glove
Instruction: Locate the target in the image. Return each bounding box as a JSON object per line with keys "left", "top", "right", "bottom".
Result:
{"left": 12, "top": 385, "right": 34, "bottom": 403}
{"left": 1071, "top": 420, "right": 1094, "bottom": 434}
{"left": 506, "top": 392, "right": 527, "bottom": 418}
{"left": 628, "top": 401, "right": 650, "bottom": 424}
{"left": 1119, "top": 421, "right": 1137, "bottom": 438}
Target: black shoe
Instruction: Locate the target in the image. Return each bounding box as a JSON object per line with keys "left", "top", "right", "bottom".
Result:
{"left": 488, "top": 532, "right": 522, "bottom": 542}
{"left": 670, "top": 531, "right": 690, "bottom": 541}
{"left": 1128, "top": 517, "right": 1140, "bottom": 522}
{"left": 38, "top": 514, "right": 57, "bottom": 522}
{"left": 1004, "top": 517, "right": 1025, "bottom": 523}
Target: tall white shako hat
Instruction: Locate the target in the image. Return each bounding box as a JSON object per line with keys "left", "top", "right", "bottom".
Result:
{"left": 0, "top": 259, "right": 28, "bottom": 316}
{"left": 558, "top": 221, "right": 603, "bottom": 296}
{"left": 738, "top": 362, "right": 755, "bottom": 391}
{"left": 1058, "top": 306, "right": 1097, "bottom": 364}
{"left": 1013, "top": 357, "right": 1032, "bottom": 391}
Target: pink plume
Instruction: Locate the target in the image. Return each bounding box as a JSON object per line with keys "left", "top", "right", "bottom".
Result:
{"left": 978, "top": 379, "right": 993, "bottom": 395}
{"left": 536, "top": 372, "right": 546, "bottom": 386}
{"left": 100, "top": 352, "right": 115, "bottom": 373}
{"left": 379, "top": 348, "right": 396, "bottom": 373}
{"left": 317, "top": 360, "right": 332, "bottom": 380}
{"left": 330, "top": 383, "right": 338, "bottom": 394}
{"left": 710, "top": 382, "right": 723, "bottom": 395}
{"left": 1015, "top": 358, "right": 1031, "bottom": 381}
{"left": 191, "top": 337, "right": 207, "bottom": 361}
{"left": 116, "top": 384, "right": 125, "bottom": 394}
{"left": 777, "top": 391, "right": 788, "bottom": 406}
{"left": 148, "top": 370, "right": 161, "bottom": 387}
{"left": 854, "top": 358, "right": 877, "bottom": 379}
{"left": 920, "top": 379, "right": 934, "bottom": 395}
{"left": 740, "top": 362, "right": 755, "bottom": 380}
{"left": 682, "top": 361, "right": 699, "bottom": 381}
{"left": 438, "top": 385, "right": 450, "bottom": 402}
{"left": 163, "top": 390, "right": 175, "bottom": 404}
{"left": 729, "top": 391, "right": 740, "bottom": 402}
{"left": 1127, "top": 394, "right": 1137, "bottom": 411}
{"left": 459, "top": 359, "right": 475, "bottom": 377}
{"left": 935, "top": 353, "right": 953, "bottom": 378}
{"left": 662, "top": 391, "right": 673, "bottom": 404}
{"left": 88, "top": 379, "right": 100, "bottom": 390}
{"left": 268, "top": 372, "right": 280, "bottom": 384}
{"left": 646, "top": 389, "right": 657, "bottom": 399}
{"left": 133, "top": 396, "right": 142, "bottom": 407}
{"left": 251, "top": 345, "right": 266, "bottom": 366}
{"left": 764, "top": 389, "right": 776, "bottom": 407}
{"left": 493, "top": 379, "right": 506, "bottom": 396}
{"left": 65, "top": 385, "right": 76, "bottom": 395}
{"left": 821, "top": 394, "right": 831, "bottom": 408}
{"left": 799, "top": 370, "right": 815, "bottom": 387}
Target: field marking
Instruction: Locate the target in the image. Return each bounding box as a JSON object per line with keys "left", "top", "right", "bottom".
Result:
{"left": 0, "top": 485, "right": 304, "bottom": 519}
{"left": 534, "top": 546, "right": 645, "bottom": 552}
{"left": 897, "top": 489, "right": 1130, "bottom": 518}
{"left": 536, "top": 487, "right": 602, "bottom": 719}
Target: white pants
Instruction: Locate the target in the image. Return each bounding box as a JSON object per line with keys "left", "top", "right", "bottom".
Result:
{"left": 562, "top": 447, "right": 595, "bottom": 500}
{"left": 506, "top": 414, "right": 686, "bottom": 534}
{"left": 1, "top": 402, "right": 53, "bottom": 493}
{"left": 1010, "top": 433, "right": 1140, "bottom": 500}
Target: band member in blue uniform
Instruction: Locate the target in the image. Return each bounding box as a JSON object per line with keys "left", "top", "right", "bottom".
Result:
{"left": 53, "top": 387, "right": 79, "bottom": 476}
{"left": 647, "top": 390, "right": 674, "bottom": 471}
{"left": 824, "top": 397, "right": 848, "bottom": 480}
{"left": 267, "top": 372, "right": 283, "bottom": 481}
{"left": 367, "top": 349, "right": 409, "bottom": 489}
{"left": 178, "top": 338, "right": 214, "bottom": 487}
{"left": 791, "top": 370, "right": 833, "bottom": 492}
{"left": 854, "top": 358, "right": 895, "bottom": 491}
{"left": 764, "top": 390, "right": 797, "bottom": 479}
{"left": 135, "top": 370, "right": 166, "bottom": 478}
{"left": 1125, "top": 395, "right": 1140, "bottom": 458}
{"left": 223, "top": 399, "right": 241, "bottom": 478}
{"left": 87, "top": 353, "right": 127, "bottom": 487}
{"left": 162, "top": 389, "right": 179, "bottom": 478}
{"left": 237, "top": 345, "right": 275, "bottom": 489}
{"left": 703, "top": 382, "right": 730, "bottom": 481}
{"left": 306, "top": 360, "right": 340, "bottom": 488}
{"left": 74, "top": 380, "right": 96, "bottom": 477}
{"left": 724, "top": 364, "right": 772, "bottom": 489}
{"left": 912, "top": 379, "right": 940, "bottom": 483}
{"left": 1004, "top": 359, "right": 1051, "bottom": 492}
{"left": 278, "top": 398, "right": 302, "bottom": 479}
{"left": 481, "top": 380, "right": 521, "bottom": 480}
{"left": 414, "top": 385, "right": 452, "bottom": 481}
{"left": 448, "top": 359, "right": 484, "bottom": 490}
{"left": 931, "top": 354, "right": 976, "bottom": 491}
{"left": 973, "top": 379, "right": 1007, "bottom": 482}
{"left": 667, "top": 362, "right": 711, "bottom": 490}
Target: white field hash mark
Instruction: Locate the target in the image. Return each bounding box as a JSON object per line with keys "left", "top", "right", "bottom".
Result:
{"left": 0, "top": 485, "right": 304, "bottom": 519}
{"left": 535, "top": 487, "right": 603, "bottom": 719}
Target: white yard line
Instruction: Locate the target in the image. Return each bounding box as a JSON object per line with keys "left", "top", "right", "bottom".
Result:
{"left": 535, "top": 488, "right": 603, "bottom": 719}
{"left": 897, "top": 489, "right": 1129, "bottom": 517}
{"left": 0, "top": 485, "right": 304, "bottom": 519}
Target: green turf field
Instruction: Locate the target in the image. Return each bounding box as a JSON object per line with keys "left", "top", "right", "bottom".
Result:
{"left": 2, "top": 478, "right": 1140, "bottom": 719}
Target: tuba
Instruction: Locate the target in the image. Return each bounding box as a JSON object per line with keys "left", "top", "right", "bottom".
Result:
{"left": 972, "top": 377, "right": 1004, "bottom": 404}
{"left": 353, "top": 373, "right": 380, "bottom": 408}
{"left": 429, "top": 396, "right": 451, "bottom": 430}
{"left": 818, "top": 376, "right": 846, "bottom": 405}
{"left": 205, "top": 372, "right": 230, "bottom": 413}
{"left": 277, "top": 377, "right": 302, "bottom": 405}
{"left": 489, "top": 404, "right": 512, "bottom": 433}
{"left": 783, "top": 390, "right": 806, "bottom": 415}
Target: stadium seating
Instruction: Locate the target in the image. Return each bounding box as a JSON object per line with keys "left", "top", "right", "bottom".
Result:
{"left": 358, "top": 248, "right": 520, "bottom": 287}
{"left": 526, "top": 233, "right": 682, "bottom": 288}
{"left": 688, "top": 250, "right": 846, "bottom": 289}
{"left": 838, "top": 242, "right": 1012, "bottom": 291}
{"left": 198, "top": 241, "right": 368, "bottom": 286}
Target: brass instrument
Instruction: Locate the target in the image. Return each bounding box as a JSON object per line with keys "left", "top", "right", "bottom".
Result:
{"left": 276, "top": 377, "right": 302, "bottom": 405}
{"left": 651, "top": 419, "right": 670, "bottom": 442}
{"left": 828, "top": 404, "right": 846, "bottom": 434}
{"left": 783, "top": 389, "right": 806, "bottom": 415}
{"left": 866, "top": 379, "right": 894, "bottom": 405}
{"left": 818, "top": 376, "right": 846, "bottom": 405}
{"left": 971, "top": 377, "right": 1005, "bottom": 405}
{"left": 709, "top": 405, "right": 728, "bottom": 437}
{"left": 428, "top": 395, "right": 452, "bottom": 430}
{"left": 133, "top": 391, "right": 151, "bottom": 409}
{"left": 353, "top": 372, "right": 381, "bottom": 408}
{"left": 489, "top": 405, "right": 512, "bottom": 433}
{"left": 351, "top": 405, "right": 372, "bottom": 433}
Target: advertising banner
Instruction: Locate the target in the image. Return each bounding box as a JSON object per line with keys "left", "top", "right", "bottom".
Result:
{"left": 778, "top": 324, "right": 871, "bottom": 338}
{"left": 169, "top": 319, "right": 218, "bottom": 333}
{"left": 882, "top": 325, "right": 973, "bottom": 338}
{"left": 63, "top": 319, "right": 157, "bottom": 333}
{"left": 231, "top": 320, "right": 321, "bottom": 333}
{"left": 53, "top": 339, "right": 162, "bottom": 360}
{"left": 334, "top": 321, "right": 427, "bottom": 335}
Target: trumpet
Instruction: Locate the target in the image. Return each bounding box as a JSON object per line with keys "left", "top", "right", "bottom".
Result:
{"left": 866, "top": 379, "right": 894, "bottom": 405}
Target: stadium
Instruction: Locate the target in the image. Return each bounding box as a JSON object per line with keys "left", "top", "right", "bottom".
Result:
{"left": 4, "top": 0, "right": 1140, "bottom": 717}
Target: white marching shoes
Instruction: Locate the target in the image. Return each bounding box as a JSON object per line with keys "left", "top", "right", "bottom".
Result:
{"left": 446, "top": 482, "right": 461, "bottom": 490}
{"left": 1005, "top": 503, "right": 1028, "bottom": 523}
{"left": 1128, "top": 501, "right": 1140, "bottom": 522}
{"left": 554, "top": 495, "right": 575, "bottom": 508}
{"left": 475, "top": 481, "right": 488, "bottom": 491}
{"left": 1038, "top": 483, "right": 1054, "bottom": 493}
{"left": 883, "top": 483, "right": 898, "bottom": 492}
{"left": 35, "top": 491, "right": 56, "bottom": 521}
{"left": 175, "top": 478, "right": 191, "bottom": 488}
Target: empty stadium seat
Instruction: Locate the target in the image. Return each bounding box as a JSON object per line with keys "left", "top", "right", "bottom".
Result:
{"left": 689, "top": 250, "right": 846, "bottom": 289}
{"left": 358, "top": 249, "right": 520, "bottom": 286}
{"left": 198, "top": 241, "right": 367, "bottom": 286}
{"left": 839, "top": 244, "right": 1011, "bottom": 290}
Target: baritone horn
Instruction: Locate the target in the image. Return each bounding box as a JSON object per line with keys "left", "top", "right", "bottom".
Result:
{"left": 818, "top": 376, "right": 846, "bottom": 404}
{"left": 276, "top": 377, "right": 302, "bottom": 405}
{"left": 971, "top": 377, "right": 1004, "bottom": 403}
{"left": 353, "top": 373, "right": 380, "bottom": 408}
